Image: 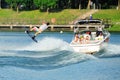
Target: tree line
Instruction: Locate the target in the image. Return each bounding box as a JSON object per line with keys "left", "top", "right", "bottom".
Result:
{"left": 0, "top": 0, "right": 119, "bottom": 13}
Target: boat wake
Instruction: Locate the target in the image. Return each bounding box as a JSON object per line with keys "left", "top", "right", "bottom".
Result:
{"left": 0, "top": 37, "right": 97, "bottom": 70}
{"left": 98, "top": 43, "right": 120, "bottom": 58}
{"left": 0, "top": 37, "right": 119, "bottom": 70}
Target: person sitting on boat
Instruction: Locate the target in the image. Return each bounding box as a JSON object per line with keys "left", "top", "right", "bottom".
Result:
{"left": 79, "top": 35, "right": 84, "bottom": 44}
{"left": 85, "top": 35, "right": 90, "bottom": 43}
{"left": 96, "top": 26, "right": 103, "bottom": 37}
{"left": 73, "top": 33, "right": 79, "bottom": 43}
{"left": 95, "top": 33, "right": 104, "bottom": 41}
{"left": 84, "top": 32, "right": 91, "bottom": 43}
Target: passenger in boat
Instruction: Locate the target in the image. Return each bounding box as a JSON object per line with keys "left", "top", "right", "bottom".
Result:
{"left": 96, "top": 26, "right": 103, "bottom": 37}
{"left": 85, "top": 35, "right": 90, "bottom": 43}
{"left": 95, "top": 33, "right": 104, "bottom": 40}
{"left": 84, "top": 32, "right": 91, "bottom": 43}
{"left": 73, "top": 34, "right": 79, "bottom": 42}
{"left": 79, "top": 35, "right": 84, "bottom": 44}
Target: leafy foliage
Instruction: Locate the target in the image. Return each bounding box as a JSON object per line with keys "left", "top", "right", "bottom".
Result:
{"left": 3, "top": 0, "right": 119, "bottom": 12}
{"left": 33, "top": 0, "right": 58, "bottom": 11}
{"left": 5, "top": 0, "right": 25, "bottom": 12}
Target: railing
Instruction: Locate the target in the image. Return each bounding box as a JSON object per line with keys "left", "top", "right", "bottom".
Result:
{"left": 0, "top": 18, "right": 112, "bottom": 25}
{"left": 0, "top": 18, "right": 112, "bottom": 31}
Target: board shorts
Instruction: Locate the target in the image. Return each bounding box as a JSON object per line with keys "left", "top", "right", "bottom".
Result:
{"left": 33, "top": 27, "right": 39, "bottom": 32}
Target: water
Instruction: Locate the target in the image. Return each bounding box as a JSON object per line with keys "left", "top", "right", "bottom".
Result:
{"left": 0, "top": 32, "right": 120, "bottom": 80}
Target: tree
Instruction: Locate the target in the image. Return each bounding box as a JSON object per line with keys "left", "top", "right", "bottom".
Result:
{"left": 5, "top": 0, "right": 25, "bottom": 13}
{"left": 118, "top": 0, "right": 120, "bottom": 9}
{"left": 95, "top": 0, "right": 99, "bottom": 9}
{"left": 5, "top": 0, "right": 13, "bottom": 9}
{"left": 0, "top": 0, "right": 1, "bottom": 9}
{"left": 24, "top": 0, "right": 34, "bottom": 10}
{"left": 87, "top": 0, "right": 91, "bottom": 9}
{"left": 34, "top": 0, "right": 58, "bottom": 12}
{"left": 3, "top": 0, "right": 119, "bottom": 10}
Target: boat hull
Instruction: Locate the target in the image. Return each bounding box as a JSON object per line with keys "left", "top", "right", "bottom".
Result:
{"left": 70, "top": 33, "right": 110, "bottom": 54}
{"left": 70, "top": 43, "right": 102, "bottom": 54}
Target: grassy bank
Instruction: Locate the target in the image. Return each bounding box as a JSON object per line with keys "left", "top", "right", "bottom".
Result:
{"left": 0, "top": 9, "right": 88, "bottom": 24}
{"left": 93, "top": 9, "right": 120, "bottom": 22}
{"left": 107, "top": 24, "right": 120, "bottom": 32}
{"left": 93, "top": 9, "right": 120, "bottom": 31}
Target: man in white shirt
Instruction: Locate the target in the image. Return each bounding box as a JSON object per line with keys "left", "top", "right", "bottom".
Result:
{"left": 29, "top": 22, "right": 50, "bottom": 39}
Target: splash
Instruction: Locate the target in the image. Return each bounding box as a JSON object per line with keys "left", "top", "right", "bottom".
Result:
{"left": 0, "top": 37, "right": 74, "bottom": 58}
{"left": 0, "top": 37, "right": 98, "bottom": 59}
{"left": 99, "top": 43, "right": 120, "bottom": 57}
{"left": 0, "top": 37, "right": 97, "bottom": 70}
{"left": 23, "top": 37, "right": 72, "bottom": 51}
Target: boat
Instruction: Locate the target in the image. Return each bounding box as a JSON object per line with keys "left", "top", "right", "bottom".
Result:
{"left": 70, "top": 19, "right": 110, "bottom": 54}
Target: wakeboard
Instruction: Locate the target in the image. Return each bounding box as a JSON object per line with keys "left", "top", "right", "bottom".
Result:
{"left": 25, "top": 30, "right": 38, "bottom": 43}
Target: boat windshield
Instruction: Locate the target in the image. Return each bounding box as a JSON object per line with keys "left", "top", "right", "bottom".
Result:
{"left": 76, "top": 19, "right": 102, "bottom": 25}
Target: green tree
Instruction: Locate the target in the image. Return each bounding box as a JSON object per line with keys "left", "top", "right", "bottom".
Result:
{"left": 5, "top": 0, "right": 13, "bottom": 9}
{"left": 24, "top": 0, "right": 34, "bottom": 10}
{"left": 3, "top": 0, "right": 119, "bottom": 10}
{"left": 87, "top": 0, "right": 91, "bottom": 9}
{"left": 0, "top": 0, "right": 1, "bottom": 9}
{"left": 118, "top": 0, "right": 120, "bottom": 9}
{"left": 34, "top": 0, "right": 58, "bottom": 12}
{"left": 5, "top": 0, "right": 25, "bottom": 13}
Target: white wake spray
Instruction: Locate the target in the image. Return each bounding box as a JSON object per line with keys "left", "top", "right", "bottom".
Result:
{"left": 23, "top": 37, "right": 73, "bottom": 51}
{"left": 100, "top": 43, "right": 120, "bottom": 57}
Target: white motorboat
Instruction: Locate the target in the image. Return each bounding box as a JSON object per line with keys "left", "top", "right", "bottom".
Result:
{"left": 70, "top": 19, "right": 110, "bottom": 54}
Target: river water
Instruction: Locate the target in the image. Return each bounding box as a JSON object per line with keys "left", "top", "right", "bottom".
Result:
{"left": 0, "top": 32, "right": 120, "bottom": 80}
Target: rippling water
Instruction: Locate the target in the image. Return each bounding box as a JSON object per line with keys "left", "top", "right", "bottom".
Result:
{"left": 0, "top": 32, "right": 120, "bottom": 80}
